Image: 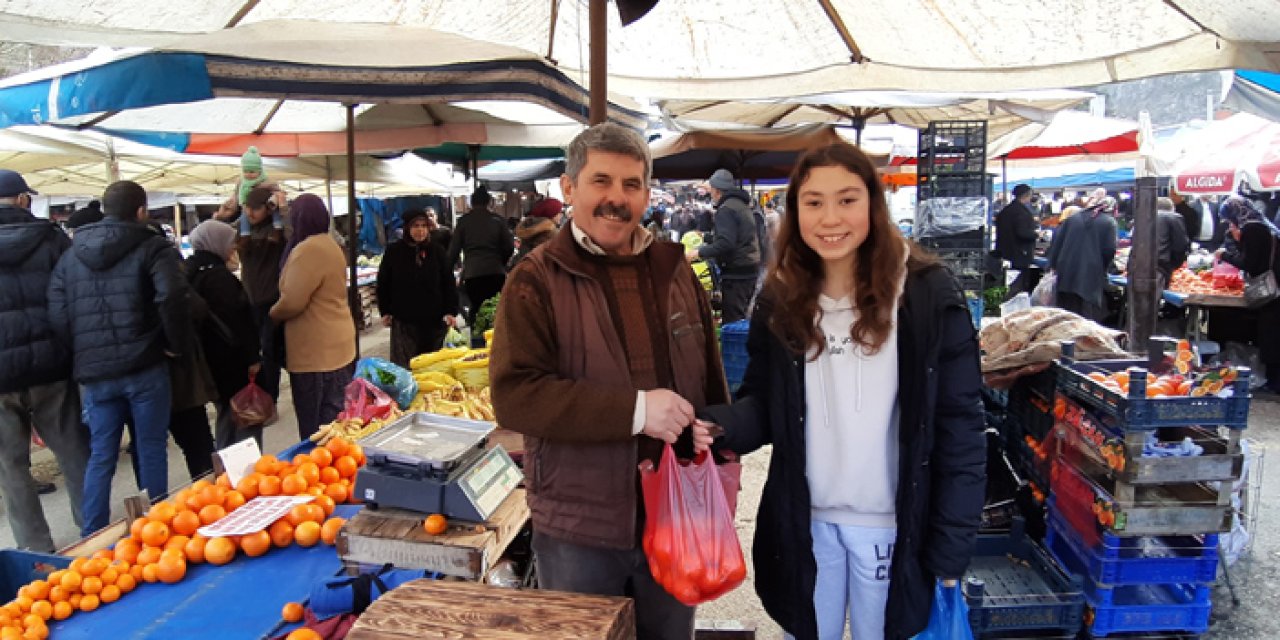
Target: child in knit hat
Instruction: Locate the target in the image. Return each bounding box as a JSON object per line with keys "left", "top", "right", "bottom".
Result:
{"left": 238, "top": 146, "right": 283, "bottom": 236}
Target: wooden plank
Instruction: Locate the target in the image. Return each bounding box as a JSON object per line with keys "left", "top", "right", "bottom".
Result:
{"left": 348, "top": 579, "right": 634, "bottom": 640}
{"left": 337, "top": 489, "right": 529, "bottom": 580}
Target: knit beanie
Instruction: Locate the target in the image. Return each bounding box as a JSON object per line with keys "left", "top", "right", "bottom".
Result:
{"left": 238, "top": 146, "right": 268, "bottom": 205}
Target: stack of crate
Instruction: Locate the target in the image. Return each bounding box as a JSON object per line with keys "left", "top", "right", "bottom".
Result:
{"left": 1043, "top": 343, "right": 1249, "bottom": 638}
{"left": 915, "top": 120, "right": 992, "bottom": 326}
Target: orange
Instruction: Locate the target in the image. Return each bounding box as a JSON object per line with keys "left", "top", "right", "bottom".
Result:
{"left": 68, "top": 557, "right": 88, "bottom": 574}
{"left": 323, "top": 483, "right": 348, "bottom": 505}
{"left": 223, "top": 490, "right": 247, "bottom": 513}
{"left": 198, "top": 504, "right": 227, "bottom": 526}
{"left": 47, "top": 587, "right": 67, "bottom": 604}
{"left": 136, "top": 546, "right": 163, "bottom": 567}
{"left": 91, "top": 549, "right": 114, "bottom": 562}
{"left": 292, "top": 453, "right": 311, "bottom": 467}
{"left": 285, "top": 505, "right": 313, "bottom": 527}
{"left": 99, "top": 567, "right": 119, "bottom": 586}
{"left": 184, "top": 491, "right": 207, "bottom": 512}
{"left": 115, "top": 573, "right": 137, "bottom": 594}
{"left": 78, "top": 594, "right": 99, "bottom": 613}
{"left": 314, "top": 495, "right": 336, "bottom": 518}
{"left": 268, "top": 520, "right": 294, "bottom": 548}
{"left": 235, "top": 476, "right": 260, "bottom": 500}
{"left": 160, "top": 547, "right": 185, "bottom": 563}
{"left": 0, "top": 629, "right": 18, "bottom": 640}
{"left": 254, "top": 455, "right": 279, "bottom": 475}
{"left": 171, "top": 510, "right": 201, "bottom": 536}
{"left": 27, "top": 602, "right": 49, "bottom": 622}
{"left": 281, "top": 474, "right": 308, "bottom": 496}
{"left": 199, "top": 485, "right": 225, "bottom": 508}
{"left": 310, "top": 447, "right": 334, "bottom": 468}
{"left": 258, "top": 476, "right": 282, "bottom": 496}
{"left": 183, "top": 536, "right": 208, "bottom": 564}
{"left": 80, "top": 558, "right": 107, "bottom": 577}
{"left": 19, "top": 616, "right": 41, "bottom": 632}
{"left": 204, "top": 537, "right": 237, "bottom": 566}
{"left": 44, "top": 571, "right": 64, "bottom": 589}
{"left": 297, "top": 462, "right": 321, "bottom": 486}
{"left": 325, "top": 437, "right": 350, "bottom": 458}
{"left": 286, "top": 630, "right": 321, "bottom": 640}
{"left": 319, "top": 467, "right": 340, "bottom": 485}
{"left": 349, "top": 445, "right": 365, "bottom": 466}
{"left": 99, "top": 584, "right": 120, "bottom": 604}
{"left": 334, "top": 457, "right": 358, "bottom": 479}
{"left": 147, "top": 502, "right": 177, "bottom": 526}
{"left": 320, "top": 518, "right": 345, "bottom": 545}
{"left": 305, "top": 486, "right": 323, "bottom": 497}
{"left": 140, "top": 521, "right": 171, "bottom": 548}
{"left": 191, "top": 479, "right": 212, "bottom": 493}
{"left": 128, "top": 564, "right": 145, "bottom": 583}
{"left": 113, "top": 539, "right": 141, "bottom": 564}
{"left": 80, "top": 576, "right": 103, "bottom": 596}
{"left": 215, "top": 472, "right": 232, "bottom": 489}
{"left": 293, "top": 521, "right": 321, "bottom": 547}
{"left": 58, "top": 572, "right": 81, "bottom": 592}
{"left": 141, "top": 564, "right": 158, "bottom": 583}
{"left": 165, "top": 535, "right": 191, "bottom": 553}
{"left": 50, "top": 602, "right": 71, "bottom": 622}
{"left": 66, "top": 595, "right": 80, "bottom": 611}
{"left": 22, "top": 582, "right": 47, "bottom": 602}
{"left": 282, "top": 601, "right": 304, "bottom": 622}
{"left": 128, "top": 517, "right": 148, "bottom": 540}
{"left": 172, "top": 488, "right": 195, "bottom": 508}
{"left": 240, "top": 531, "right": 271, "bottom": 558}
{"left": 156, "top": 556, "right": 186, "bottom": 584}
{"left": 423, "top": 514, "right": 447, "bottom": 535}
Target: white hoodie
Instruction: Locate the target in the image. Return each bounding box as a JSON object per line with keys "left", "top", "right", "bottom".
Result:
{"left": 805, "top": 294, "right": 900, "bottom": 528}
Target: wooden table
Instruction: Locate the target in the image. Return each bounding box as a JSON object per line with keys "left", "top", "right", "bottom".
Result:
{"left": 1180, "top": 292, "right": 1247, "bottom": 346}
{"left": 347, "top": 579, "right": 635, "bottom": 640}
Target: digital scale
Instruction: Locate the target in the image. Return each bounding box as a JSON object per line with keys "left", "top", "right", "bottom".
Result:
{"left": 354, "top": 412, "right": 523, "bottom": 522}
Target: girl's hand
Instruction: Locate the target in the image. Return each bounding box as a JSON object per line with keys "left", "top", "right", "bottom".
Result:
{"left": 691, "top": 419, "right": 723, "bottom": 453}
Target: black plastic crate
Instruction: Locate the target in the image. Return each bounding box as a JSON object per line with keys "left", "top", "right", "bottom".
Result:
{"left": 918, "top": 172, "right": 993, "bottom": 198}
{"left": 922, "top": 120, "right": 988, "bottom": 150}
{"left": 916, "top": 229, "right": 988, "bottom": 250}
{"left": 964, "top": 519, "right": 1085, "bottom": 637}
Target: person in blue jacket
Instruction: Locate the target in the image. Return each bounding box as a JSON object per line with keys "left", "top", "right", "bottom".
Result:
{"left": 693, "top": 143, "right": 986, "bottom": 640}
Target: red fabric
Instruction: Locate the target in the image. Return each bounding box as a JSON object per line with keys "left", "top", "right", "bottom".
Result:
{"left": 528, "top": 197, "right": 563, "bottom": 219}
{"left": 1000, "top": 131, "right": 1139, "bottom": 160}
{"left": 269, "top": 610, "right": 358, "bottom": 640}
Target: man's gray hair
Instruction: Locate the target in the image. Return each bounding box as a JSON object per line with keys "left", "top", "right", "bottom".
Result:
{"left": 565, "top": 122, "right": 651, "bottom": 184}
{"left": 1157, "top": 197, "right": 1174, "bottom": 212}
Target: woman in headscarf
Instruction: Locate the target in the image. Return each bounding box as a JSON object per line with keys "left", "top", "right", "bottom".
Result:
{"left": 1218, "top": 196, "right": 1280, "bottom": 392}
{"left": 377, "top": 209, "right": 461, "bottom": 367}
{"left": 270, "top": 195, "right": 357, "bottom": 441}
{"left": 508, "top": 216, "right": 558, "bottom": 269}
{"left": 187, "top": 220, "right": 265, "bottom": 450}
{"left": 1046, "top": 190, "right": 1119, "bottom": 323}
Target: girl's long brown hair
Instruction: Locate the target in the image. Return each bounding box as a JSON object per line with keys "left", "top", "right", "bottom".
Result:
{"left": 762, "top": 143, "right": 936, "bottom": 358}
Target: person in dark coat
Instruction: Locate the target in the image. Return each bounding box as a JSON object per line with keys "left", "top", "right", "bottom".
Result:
{"left": 1173, "top": 190, "right": 1224, "bottom": 251}
{"left": 689, "top": 169, "right": 761, "bottom": 323}
{"left": 1218, "top": 196, "right": 1280, "bottom": 393}
{"left": 508, "top": 216, "right": 557, "bottom": 269}
{"left": 378, "top": 209, "right": 461, "bottom": 366}
{"left": 448, "top": 187, "right": 515, "bottom": 326}
{"left": 187, "top": 220, "right": 264, "bottom": 450}
{"left": 163, "top": 281, "right": 218, "bottom": 481}
{"left": 1046, "top": 189, "right": 1118, "bottom": 323}
{"left": 425, "top": 207, "right": 452, "bottom": 254}
{"left": 1156, "top": 197, "right": 1191, "bottom": 288}
{"left": 237, "top": 185, "right": 288, "bottom": 403}
{"left": 48, "top": 180, "right": 192, "bottom": 536}
{"left": 65, "top": 201, "right": 103, "bottom": 237}
{"left": 0, "top": 170, "right": 91, "bottom": 551}
{"left": 694, "top": 144, "right": 985, "bottom": 640}
{"left": 996, "top": 183, "right": 1040, "bottom": 297}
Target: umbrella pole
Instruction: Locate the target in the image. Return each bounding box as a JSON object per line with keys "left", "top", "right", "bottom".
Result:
{"left": 325, "top": 156, "right": 335, "bottom": 217}
{"left": 589, "top": 0, "right": 606, "bottom": 125}
{"left": 1001, "top": 155, "right": 1008, "bottom": 202}
{"left": 173, "top": 203, "right": 182, "bottom": 250}
{"left": 346, "top": 103, "right": 360, "bottom": 357}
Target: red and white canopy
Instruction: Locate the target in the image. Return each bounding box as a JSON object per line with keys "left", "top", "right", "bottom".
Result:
{"left": 1173, "top": 112, "right": 1280, "bottom": 195}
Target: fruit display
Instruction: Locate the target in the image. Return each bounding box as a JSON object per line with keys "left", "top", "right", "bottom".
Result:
{"left": 0, "top": 438, "right": 366, "bottom": 639}
{"left": 1168, "top": 266, "right": 1244, "bottom": 296}
{"left": 1073, "top": 341, "right": 1238, "bottom": 399}
{"left": 309, "top": 407, "right": 403, "bottom": 445}
{"left": 407, "top": 371, "right": 496, "bottom": 422}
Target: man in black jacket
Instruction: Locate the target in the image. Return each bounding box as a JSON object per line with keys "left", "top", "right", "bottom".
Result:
{"left": 448, "top": 187, "right": 515, "bottom": 326}
{"left": 689, "top": 169, "right": 761, "bottom": 323}
{"left": 1172, "top": 190, "right": 1224, "bottom": 251}
{"left": 995, "top": 184, "right": 1040, "bottom": 298}
{"left": 1156, "top": 197, "right": 1191, "bottom": 288}
{"left": 48, "top": 180, "right": 192, "bottom": 536}
{"left": 0, "top": 170, "right": 91, "bottom": 551}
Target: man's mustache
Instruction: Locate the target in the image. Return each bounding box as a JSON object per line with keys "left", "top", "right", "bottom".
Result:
{"left": 593, "top": 202, "right": 633, "bottom": 222}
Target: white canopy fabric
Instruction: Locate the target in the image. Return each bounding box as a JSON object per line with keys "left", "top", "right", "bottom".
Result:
{"left": 987, "top": 111, "right": 1141, "bottom": 164}
{"left": 2, "top": 1, "right": 1279, "bottom": 98}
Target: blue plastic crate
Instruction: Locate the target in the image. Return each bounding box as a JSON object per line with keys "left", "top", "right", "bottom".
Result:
{"left": 0, "top": 549, "right": 70, "bottom": 601}
{"left": 964, "top": 520, "right": 1085, "bottom": 637}
{"left": 1045, "top": 512, "right": 1218, "bottom": 587}
{"left": 720, "top": 320, "right": 750, "bottom": 392}
{"left": 1053, "top": 359, "right": 1250, "bottom": 430}
{"left": 967, "top": 296, "right": 983, "bottom": 328}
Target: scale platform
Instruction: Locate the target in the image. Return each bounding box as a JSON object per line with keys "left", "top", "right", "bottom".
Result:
{"left": 355, "top": 412, "right": 523, "bottom": 522}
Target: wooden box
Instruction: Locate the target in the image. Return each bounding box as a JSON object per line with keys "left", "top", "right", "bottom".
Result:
{"left": 347, "top": 579, "right": 635, "bottom": 640}
{"left": 336, "top": 489, "right": 529, "bottom": 580}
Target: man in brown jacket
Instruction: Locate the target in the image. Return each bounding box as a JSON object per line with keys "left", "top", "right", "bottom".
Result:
{"left": 490, "top": 123, "right": 728, "bottom": 639}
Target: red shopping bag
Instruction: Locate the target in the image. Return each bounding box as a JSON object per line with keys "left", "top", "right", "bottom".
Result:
{"left": 339, "top": 378, "right": 396, "bottom": 424}
{"left": 229, "top": 374, "right": 276, "bottom": 428}
{"left": 639, "top": 444, "right": 747, "bottom": 606}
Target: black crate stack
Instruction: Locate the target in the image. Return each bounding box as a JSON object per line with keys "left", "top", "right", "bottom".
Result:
{"left": 915, "top": 121, "right": 991, "bottom": 323}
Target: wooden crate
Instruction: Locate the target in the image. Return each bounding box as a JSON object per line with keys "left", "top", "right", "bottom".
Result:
{"left": 337, "top": 489, "right": 529, "bottom": 580}
{"left": 347, "top": 579, "right": 634, "bottom": 640}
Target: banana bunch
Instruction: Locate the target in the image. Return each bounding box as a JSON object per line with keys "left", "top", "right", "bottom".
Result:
{"left": 410, "top": 348, "right": 468, "bottom": 372}
{"left": 414, "top": 371, "right": 464, "bottom": 396}
{"left": 309, "top": 406, "right": 404, "bottom": 445}
{"left": 414, "top": 387, "right": 495, "bottom": 422}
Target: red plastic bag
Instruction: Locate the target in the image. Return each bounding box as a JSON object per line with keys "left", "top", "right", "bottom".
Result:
{"left": 229, "top": 375, "right": 276, "bottom": 428}
{"left": 639, "top": 444, "right": 747, "bottom": 606}
{"left": 339, "top": 378, "right": 396, "bottom": 424}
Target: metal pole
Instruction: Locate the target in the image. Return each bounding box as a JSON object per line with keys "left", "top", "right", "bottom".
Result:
{"left": 1128, "top": 176, "right": 1159, "bottom": 352}
{"left": 324, "top": 156, "right": 335, "bottom": 217}
{"left": 172, "top": 203, "right": 182, "bottom": 250}
{"left": 588, "top": 0, "right": 607, "bottom": 125}
{"left": 1001, "top": 155, "right": 1008, "bottom": 202}
{"left": 346, "top": 104, "right": 361, "bottom": 356}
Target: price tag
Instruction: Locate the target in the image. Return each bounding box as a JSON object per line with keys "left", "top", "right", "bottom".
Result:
{"left": 196, "top": 495, "right": 315, "bottom": 537}
{"left": 217, "top": 438, "right": 262, "bottom": 487}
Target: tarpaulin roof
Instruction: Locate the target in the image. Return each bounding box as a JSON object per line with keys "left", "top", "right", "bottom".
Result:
{"left": 2, "top": 1, "right": 1279, "bottom": 97}
{"left": 650, "top": 124, "right": 875, "bottom": 181}
{"left": 1173, "top": 112, "right": 1280, "bottom": 195}
{"left": 987, "top": 111, "right": 1140, "bottom": 162}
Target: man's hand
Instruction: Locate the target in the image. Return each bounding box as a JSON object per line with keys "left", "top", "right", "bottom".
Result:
{"left": 691, "top": 418, "right": 721, "bottom": 453}
{"left": 381, "top": 315, "right": 393, "bottom": 328}
{"left": 248, "top": 363, "right": 261, "bottom": 379}
{"left": 685, "top": 248, "right": 700, "bottom": 262}
{"left": 443, "top": 315, "right": 457, "bottom": 328}
{"left": 641, "top": 389, "right": 694, "bottom": 444}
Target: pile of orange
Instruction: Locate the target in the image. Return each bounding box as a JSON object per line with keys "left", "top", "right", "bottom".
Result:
{"left": 0, "top": 437, "right": 365, "bottom": 638}
{"left": 1079, "top": 341, "right": 1238, "bottom": 400}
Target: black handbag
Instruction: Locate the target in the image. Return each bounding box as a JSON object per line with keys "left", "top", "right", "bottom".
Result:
{"left": 1244, "top": 235, "right": 1279, "bottom": 309}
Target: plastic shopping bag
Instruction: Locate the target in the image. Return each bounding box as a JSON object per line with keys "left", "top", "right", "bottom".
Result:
{"left": 354, "top": 357, "right": 418, "bottom": 409}
{"left": 1031, "top": 271, "right": 1057, "bottom": 307}
{"left": 340, "top": 378, "right": 397, "bottom": 424}
{"left": 229, "top": 374, "right": 276, "bottom": 428}
{"left": 639, "top": 444, "right": 747, "bottom": 606}
{"left": 912, "top": 581, "right": 975, "bottom": 640}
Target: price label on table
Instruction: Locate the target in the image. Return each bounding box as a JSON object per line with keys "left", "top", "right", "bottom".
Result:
{"left": 197, "top": 495, "right": 315, "bottom": 537}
